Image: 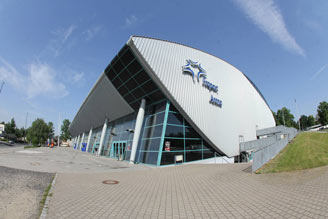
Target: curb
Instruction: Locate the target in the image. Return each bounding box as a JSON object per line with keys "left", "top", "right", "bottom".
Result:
{"left": 40, "top": 173, "right": 57, "bottom": 219}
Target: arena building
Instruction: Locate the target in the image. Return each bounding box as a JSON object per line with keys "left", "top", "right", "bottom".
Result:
{"left": 69, "top": 36, "right": 275, "bottom": 166}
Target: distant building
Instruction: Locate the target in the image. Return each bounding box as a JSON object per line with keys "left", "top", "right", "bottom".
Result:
{"left": 0, "top": 124, "right": 4, "bottom": 137}
{"left": 70, "top": 36, "right": 275, "bottom": 166}
{"left": 307, "top": 124, "right": 328, "bottom": 131}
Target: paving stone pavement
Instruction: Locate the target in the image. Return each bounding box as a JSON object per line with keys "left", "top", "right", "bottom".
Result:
{"left": 47, "top": 163, "right": 328, "bottom": 219}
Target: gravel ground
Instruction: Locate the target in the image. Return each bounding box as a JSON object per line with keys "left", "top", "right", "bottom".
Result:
{"left": 0, "top": 166, "right": 54, "bottom": 219}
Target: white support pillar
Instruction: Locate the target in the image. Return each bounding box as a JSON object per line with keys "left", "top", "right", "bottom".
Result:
{"left": 76, "top": 135, "right": 81, "bottom": 150}
{"left": 130, "top": 99, "right": 146, "bottom": 164}
{"left": 98, "top": 118, "right": 108, "bottom": 156}
{"left": 73, "top": 137, "right": 76, "bottom": 148}
{"left": 80, "top": 132, "right": 85, "bottom": 151}
{"left": 86, "top": 128, "right": 93, "bottom": 153}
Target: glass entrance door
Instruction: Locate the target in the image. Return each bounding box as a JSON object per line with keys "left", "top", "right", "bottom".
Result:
{"left": 111, "top": 141, "right": 127, "bottom": 160}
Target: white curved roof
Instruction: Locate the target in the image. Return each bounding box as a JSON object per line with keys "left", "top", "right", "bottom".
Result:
{"left": 70, "top": 36, "right": 275, "bottom": 157}
{"left": 128, "top": 36, "right": 275, "bottom": 157}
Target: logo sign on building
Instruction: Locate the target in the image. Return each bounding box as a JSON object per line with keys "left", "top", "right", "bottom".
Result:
{"left": 182, "top": 60, "right": 222, "bottom": 108}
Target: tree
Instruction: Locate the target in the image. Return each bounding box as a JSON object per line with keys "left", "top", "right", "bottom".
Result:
{"left": 60, "top": 119, "right": 71, "bottom": 141}
{"left": 47, "top": 122, "right": 55, "bottom": 139}
{"left": 276, "top": 107, "right": 297, "bottom": 128}
{"left": 299, "top": 115, "right": 316, "bottom": 130}
{"left": 317, "top": 101, "right": 328, "bottom": 125}
{"left": 299, "top": 115, "right": 308, "bottom": 130}
{"left": 307, "top": 115, "right": 315, "bottom": 127}
{"left": 5, "top": 118, "right": 16, "bottom": 135}
{"left": 26, "top": 118, "right": 50, "bottom": 146}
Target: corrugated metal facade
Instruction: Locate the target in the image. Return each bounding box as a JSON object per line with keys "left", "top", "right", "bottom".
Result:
{"left": 129, "top": 36, "right": 275, "bottom": 157}
{"left": 70, "top": 36, "right": 275, "bottom": 157}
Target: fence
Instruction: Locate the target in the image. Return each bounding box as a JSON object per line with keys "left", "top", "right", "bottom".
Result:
{"left": 240, "top": 126, "right": 297, "bottom": 172}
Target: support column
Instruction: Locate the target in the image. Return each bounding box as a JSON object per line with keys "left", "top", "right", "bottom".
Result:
{"left": 98, "top": 118, "right": 108, "bottom": 156}
{"left": 76, "top": 135, "right": 81, "bottom": 150}
{"left": 80, "top": 132, "right": 85, "bottom": 151}
{"left": 157, "top": 100, "right": 170, "bottom": 166}
{"left": 86, "top": 128, "right": 93, "bottom": 153}
{"left": 130, "top": 99, "right": 146, "bottom": 164}
{"left": 72, "top": 137, "right": 76, "bottom": 148}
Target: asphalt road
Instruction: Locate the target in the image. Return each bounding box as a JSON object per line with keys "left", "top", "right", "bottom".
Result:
{"left": 0, "top": 166, "right": 54, "bottom": 219}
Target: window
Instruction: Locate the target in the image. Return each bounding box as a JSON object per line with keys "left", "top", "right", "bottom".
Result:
{"left": 165, "top": 125, "right": 183, "bottom": 138}
{"left": 143, "top": 125, "right": 163, "bottom": 138}
{"left": 167, "top": 113, "right": 183, "bottom": 126}
{"left": 185, "top": 139, "right": 202, "bottom": 150}
{"left": 146, "top": 112, "right": 165, "bottom": 127}
{"left": 118, "top": 69, "right": 131, "bottom": 81}
{"left": 105, "top": 67, "right": 116, "bottom": 81}
{"left": 162, "top": 138, "right": 184, "bottom": 151}
{"left": 120, "top": 49, "right": 134, "bottom": 66}
{"left": 134, "top": 70, "right": 149, "bottom": 84}
{"left": 186, "top": 151, "right": 203, "bottom": 162}
{"left": 113, "top": 59, "right": 124, "bottom": 74}
{"left": 140, "top": 138, "right": 161, "bottom": 151}
{"left": 185, "top": 127, "right": 201, "bottom": 138}
{"left": 125, "top": 78, "right": 138, "bottom": 90}
{"left": 117, "top": 85, "right": 129, "bottom": 97}
{"left": 141, "top": 80, "right": 157, "bottom": 93}
{"left": 138, "top": 152, "right": 158, "bottom": 165}
{"left": 161, "top": 152, "right": 184, "bottom": 165}
{"left": 203, "top": 150, "right": 215, "bottom": 159}
{"left": 127, "top": 60, "right": 142, "bottom": 75}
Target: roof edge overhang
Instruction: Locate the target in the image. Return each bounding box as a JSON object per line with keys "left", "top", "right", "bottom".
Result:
{"left": 127, "top": 37, "right": 226, "bottom": 156}
{"left": 69, "top": 73, "right": 106, "bottom": 132}
{"left": 128, "top": 35, "right": 272, "bottom": 112}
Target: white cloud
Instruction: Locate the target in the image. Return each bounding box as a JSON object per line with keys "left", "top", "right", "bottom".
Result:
{"left": 0, "top": 57, "right": 24, "bottom": 90}
{"left": 0, "top": 57, "right": 68, "bottom": 99}
{"left": 304, "top": 20, "right": 323, "bottom": 33}
{"left": 53, "top": 25, "right": 76, "bottom": 43}
{"left": 124, "top": 15, "right": 138, "bottom": 28}
{"left": 311, "top": 64, "right": 328, "bottom": 80}
{"left": 233, "top": 0, "right": 305, "bottom": 56}
{"left": 49, "top": 25, "right": 77, "bottom": 56}
{"left": 72, "top": 72, "right": 85, "bottom": 83}
{"left": 27, "top": 62, "right": 68, "bottom": 99}
{"left": 84, "top": 26, "right": 102, "bottom": 41}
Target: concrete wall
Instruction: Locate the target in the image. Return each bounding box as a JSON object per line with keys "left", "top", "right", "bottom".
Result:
{"left": 186, "top": 156, "right": 234, "bottom": 164}
{"left": 252, "top": 126, "right": 298, "bottom": 172}
{"left": 240, "top": 135, "right": 277, "bottom": 152}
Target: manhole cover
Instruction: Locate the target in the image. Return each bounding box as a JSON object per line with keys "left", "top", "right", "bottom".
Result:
{"left": 30, "top": 162, "right": 40, "bottom": 166}
{"left": 102, "top": 180, "right": 119, "bottom": 185}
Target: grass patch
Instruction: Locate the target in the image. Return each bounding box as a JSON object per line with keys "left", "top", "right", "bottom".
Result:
{"left": 39, "top": 175, "right": 55, "bottom": 217}
{"left": 24, "top": 145, "right": 40, "bottom": 149}
{"left": 257, "top": 132, "right": 328, "bottom": 173}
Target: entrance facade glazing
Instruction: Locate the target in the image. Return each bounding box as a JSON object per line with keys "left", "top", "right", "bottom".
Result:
{"left": 75, "top": 42, "right": 220, "bottom": 165}
{"left": 83, "top": 99, "right": 219, "bottom": 166}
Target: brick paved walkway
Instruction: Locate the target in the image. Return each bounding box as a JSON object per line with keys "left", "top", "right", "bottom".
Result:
{"left": 47, "top": 164, "right": 328, "bottom": 219}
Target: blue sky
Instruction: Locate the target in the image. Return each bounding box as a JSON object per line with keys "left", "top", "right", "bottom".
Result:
{"left": 0, "top": 0, "right": 327, "bottom": 133}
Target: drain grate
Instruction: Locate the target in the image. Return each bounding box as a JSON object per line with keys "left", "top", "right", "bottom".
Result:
{"left": 102, "top": 180, "right": 119, "bottom": 185}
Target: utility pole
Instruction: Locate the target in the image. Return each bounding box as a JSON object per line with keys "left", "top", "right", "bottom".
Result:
{"left": 25, "top": 112, "right": 28, "bottom": 129}
{"left": 282, "top": 110, "right": 286, "bottom": 126}
{"left": 24, "top": 112, "right": 28, "bottom": 142}
{"left": 57, "top": 113, "right": 61, "bottom": 147}
{"left": 0, "top": 82, "right": 4, "bottom": 95}
{"left": 295, "top": 99, "right": 301, "bottom": 130}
